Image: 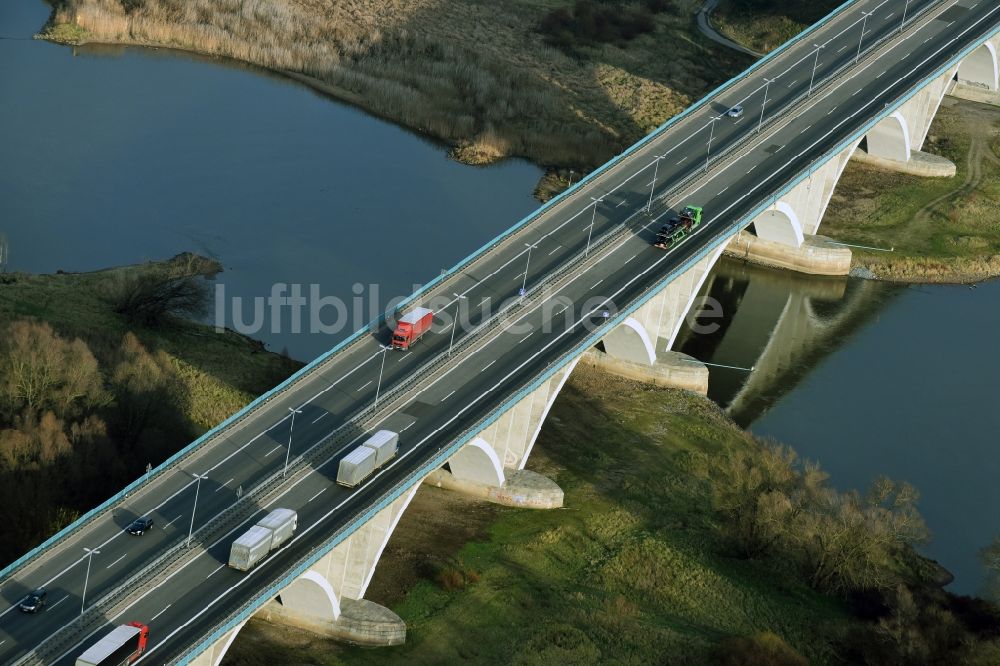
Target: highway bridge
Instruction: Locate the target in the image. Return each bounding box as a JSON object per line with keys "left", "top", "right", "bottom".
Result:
{"left": 4, "top": 0, "right": 1000, "bottom": 662}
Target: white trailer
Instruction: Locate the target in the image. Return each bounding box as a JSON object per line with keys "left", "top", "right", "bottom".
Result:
{"left": 256, "top": 508, "right": 297, "bottom": 549}
{"left": 337, "top": 445, "right": 377, "bottom": 487}
{"left": 228, "top": 525, "right": 274, "bottom": 571}
{"left": 362, "top": 430, "right": 399, "bottom": 467}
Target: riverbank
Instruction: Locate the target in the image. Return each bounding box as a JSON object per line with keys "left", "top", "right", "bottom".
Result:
{"left": 822, "top": 98, "right": 1000, "bottom": 283}
{"left": 0, "top": 255, "right": 301, "bottom": 561}
{"left": 223, "top": 365, "right": 1000, "bottom": 665}
{"left": 38, "top": 0, "right": 749, "bottom": 175}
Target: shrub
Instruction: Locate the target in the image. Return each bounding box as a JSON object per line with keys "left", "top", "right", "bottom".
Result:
{"left": 713, "top": 631, "right": 808, "bottom": 666}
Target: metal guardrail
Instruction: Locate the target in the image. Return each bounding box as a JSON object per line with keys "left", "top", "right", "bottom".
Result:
{"left": 174, "top": 8, "right": 1000, "bottom": 664}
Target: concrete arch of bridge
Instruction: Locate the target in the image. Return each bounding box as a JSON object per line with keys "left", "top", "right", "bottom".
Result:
{"left": 602, "top": 317, "right": 656, "bottom": 365}
{"left": 753, "top": 201, "right": 805, "bottom": 248}
{"left": 958, "top": 41, "right": 999, "bottom": 90}
{"left": 280, "top": 569, "right": 342, "bottom": 620}
{"left": 866, "top": 110, "right": 912, "bottom": 163}
{"left": 448, "top": 436, "right": 505, "bottom": 487}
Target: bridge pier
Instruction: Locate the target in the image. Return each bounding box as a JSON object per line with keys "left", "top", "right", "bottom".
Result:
{"left": 948, "top": 34, "right": 1000, "bottom": 106}
{"left": 423, "top": 360, "right": 574, "bottom": 509}
{"left": 854, "top": 65, "right": 959, "bottom": 177}
{"left": 195, "top": 485, "right": 419, "bottom": 661}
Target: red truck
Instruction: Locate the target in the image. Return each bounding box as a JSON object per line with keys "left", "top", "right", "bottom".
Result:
{"left": 75, "top": 622, "right": 148, "bottom": 666}
{"left": 391, "top": 307, "right": 434, "bottom": 350}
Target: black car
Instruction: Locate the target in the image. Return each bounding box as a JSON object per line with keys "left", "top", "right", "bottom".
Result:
{"left": 19, "top": 588, "right": 47, "bottom": 613}
{"left": 127, "top": 516, "right": 154, "bottom": 535}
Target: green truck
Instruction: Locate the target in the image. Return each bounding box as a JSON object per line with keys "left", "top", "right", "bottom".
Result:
{"left": 653, "top": 205, "right": 702, "bottom": 250}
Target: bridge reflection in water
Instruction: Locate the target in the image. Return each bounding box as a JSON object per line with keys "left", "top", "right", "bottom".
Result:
{"left": 675, "top": 258, "right": 901, "bottom": 426}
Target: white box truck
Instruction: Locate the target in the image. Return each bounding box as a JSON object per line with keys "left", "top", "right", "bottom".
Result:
{"left": 228, "top": 525, "right": 273, "bottom": 571}
{"left": 362, "top": 430, "right": 399, "bottom": 467}
{"left": 75, "top": 622, "right": 148, "bottom": 666}
{"left": 255, "top": 508, "right": 297, "bottom": 549}
{"left": 229, "top": 509, "right": 299, "bottom": 571}
{"left": 337, "top": 445, "right": 377, "bottom": 487}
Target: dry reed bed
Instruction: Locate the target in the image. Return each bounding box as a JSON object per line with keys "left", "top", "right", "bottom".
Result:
{"left": 48, "top": 0, "right": 743, "bottom": 169}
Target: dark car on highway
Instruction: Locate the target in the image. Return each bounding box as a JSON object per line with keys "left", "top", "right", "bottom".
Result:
{"left": 127, "top": 516, "right": 154, "bottom": 536}
{"left": 19, "top": 588, "right": 47, "bottom": 613}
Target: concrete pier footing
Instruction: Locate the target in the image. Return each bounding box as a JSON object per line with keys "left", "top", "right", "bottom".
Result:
{"left": 258, "top": 597, "right": 406, "bottom": 646}
{"left": 423, "top": 468, "right": 564, "bottom": 509}
{"left": 581, "top": 348, "right": 709, "bottom": 394}
{"left": 851, "top": 148, "right": 957, "bottom": 177}
{"left": 725, "top": 230, "right": 852, "bottom": 276}
{"left": 948, "top": 82, "right": 1000, "bottom": 107}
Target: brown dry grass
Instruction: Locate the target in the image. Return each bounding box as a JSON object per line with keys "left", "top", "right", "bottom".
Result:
{"left": 824, "top": 99, "right": 1000, "bottom": 283}
{"left": 43, "top": 0, "right": 750, "bottom": 170}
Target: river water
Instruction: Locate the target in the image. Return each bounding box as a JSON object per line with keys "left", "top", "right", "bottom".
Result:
{"left": 3, "top": 0, "right": 997, "bottom": 596}
{"left": 677, "top": 259, "right": 1000, "bottom": 596}
{"left": 0, "top": 0, "right": 544, "bottom": 362}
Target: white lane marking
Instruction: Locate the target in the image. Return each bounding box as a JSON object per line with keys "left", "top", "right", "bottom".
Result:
{"left": 357, "top": 380, "right": 373, "bottom": 392}
{"left": 624, "top": 253, "right": 638, "bottom": 264}
{"left": 718, "top": 186, "right": 729, "bottom": 194}
{"left": 397, "top": 353, "right": 412, "bottom": 363}
{"left": 548, "top": 246, "right": 562, "bottom": 255}
{"left": 519, "top": 332, "right": 534, "bottom": 343}
{"left": 592, "top": 279, "right": 604, "bottom": 289}
{"left": 106, "top": 554, "right": 127, "bottom": 569}
{"left": 213, "top": 479, "right": 234, "bottom": 493}
{"left": 206, "top": 564, "right": 225, "bottom": 579}
{"left": 311, "top": 413, "right": 327, "bottom": 424}
{"left": 442, "top": 390, "right": 456, "bottom": 402}
{"left": 163, "top": 515, "right": 184, "bottom": 529}
{"left": 401, "top": 422, "right": 415, "bottom": 432}
{"left": 264, "top": 445, "right": 281, "bottom": 457}
{"left": 150, "top": 604, "right": 171, "bottom": 622}
{"left": 48, "top": 597, "right": 67, "bottom": 611}
{"left": 481, "top": 360, "right": 496, "bottom": 372}
{"left": 616, "top": 199, "right": 628, "bottom": 207}
{"left": 308, "top": 488, "right": 327, "bottom": 503}
{"left": 676, "top": 156, "right": 688, "bottom": 165}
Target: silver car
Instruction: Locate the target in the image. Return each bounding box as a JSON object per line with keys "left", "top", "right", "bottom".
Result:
{"left": 726, "top": 105, "right": 744, "bottom": 118}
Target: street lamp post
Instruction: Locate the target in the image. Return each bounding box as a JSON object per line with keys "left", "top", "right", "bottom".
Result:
{"left": 374, "top": 344, "right": 391, "bottom": 408}
{"left": 187, "top": 472, "right": 208, "bottom": 548}
{"left": 567, "top": 169, "right": 575, "bottom": 188}
{"left": 284, "top": 406, "right": 302, "bottom": 477}
{"left": 705, "top": 118, "right": 718, "bottom": 172}
{"left": 448, "top": 293, "right": 467, "bottom": 356}
{"left": 521, "top": 242, "right": 537, "bottom": 296}
{"left": 81, "top": 547, "right": 100, "bottom": 615}
{"left": 647, "top": 157, "right": 661, "bottom": 212}
{"left": 586, "top": 198, "right": 603, "bottom": 256}
{"left": 808, "top": 44, "right": 825, "bottom": 96}
{"left": 758, "top": 78, "right": 776, "bottom": 133}
{"left": 856, "top": 11, "right": 874, "bottom": 64}
{"left": 900, "top": 0, "right": 911, "bottom": 31}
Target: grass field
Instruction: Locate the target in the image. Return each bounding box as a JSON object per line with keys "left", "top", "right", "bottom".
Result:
{"left": 0, "top": 257, "right": 299, "bottom": 430}
{"left": 224, "top": 367, "right": 856, "bottom": 665}
{"left": 823, "top": 98, "right": 1000, "bottom": 283}
{"left": 711, "top": 0, "right": 843, "bottom": 55}
{"left": 41, "top": 0, "right": 750, "bottom": 172}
